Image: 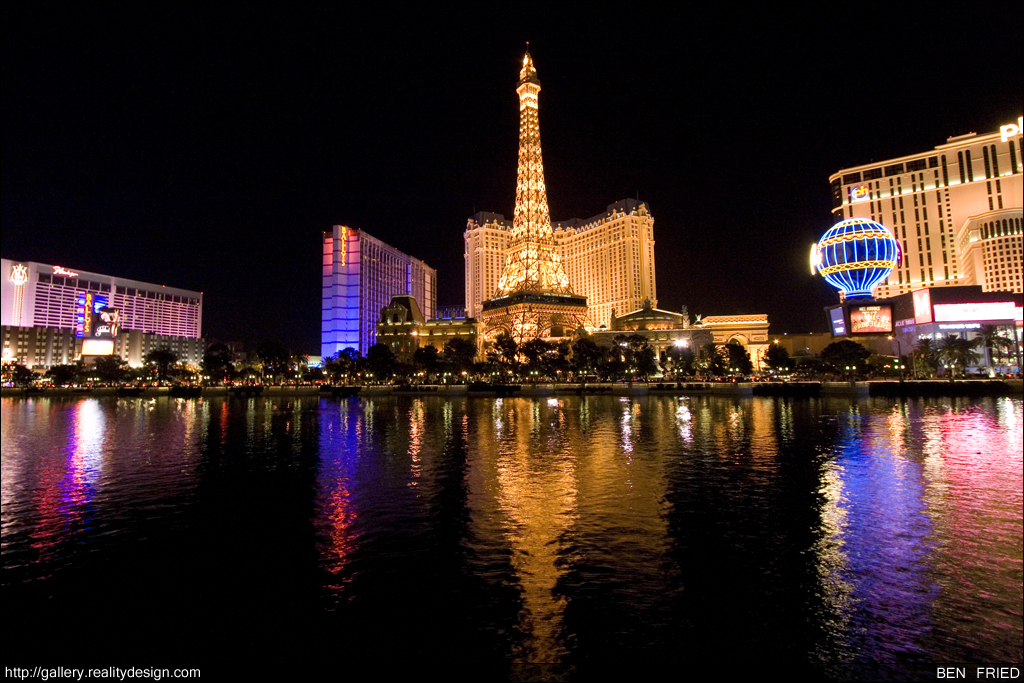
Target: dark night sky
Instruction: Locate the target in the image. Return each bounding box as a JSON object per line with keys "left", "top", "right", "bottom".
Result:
{"left": 3, "top": 3, "right": 1022, "bottom": 353}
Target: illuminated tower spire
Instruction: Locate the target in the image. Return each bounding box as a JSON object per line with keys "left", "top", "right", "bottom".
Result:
{"left": 495, "top": 49, "right": 572, "bottom": 295}
{"left": 482, "top": 49, "right": 588, "bottom": 344}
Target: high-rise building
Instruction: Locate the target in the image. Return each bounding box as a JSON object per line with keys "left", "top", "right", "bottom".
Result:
{"left": 1, "top": 257, "right": 204, "bottom": 367}
{"left": 466, "top": 199, "right": 657, "bottom": 330}
{"left": 479, "top": 51, "right": 588, "bottom": 344}
{"left": 465, "top": 211, "right": 513, "bottom": 323}
{"left": 828, "top": 117, "right": 1023, "bottom": 298}
{"left": 321, "top": 225, "right": 436, "bottom": 358}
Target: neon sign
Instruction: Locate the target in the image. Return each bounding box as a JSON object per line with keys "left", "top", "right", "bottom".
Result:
{"left": 77, "top": 293, "right": 109, "bottom": 338}
{"left": 54, "top": 266, "right": 79, "bottom": 277}
{"left": 933, "top": 301, "right": 1016, "bottom": 322}
{"left": 813, "top": 218, "right": 899, "bottom": 298}
{"left": 9, "top": 264, "right": 28, "bottom": 286}
{"left": 849, "top": 184, "right": 871, "bottom": 203}
{"left": 912, "top": 289, "right": 933, "bottom": 324}
{"left": 1000, "top": 116, "right": 1023, "bottom": 142}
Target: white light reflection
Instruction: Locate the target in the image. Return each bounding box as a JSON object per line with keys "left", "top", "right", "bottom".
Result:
{"left": 676, "top": 399, "right": 692, "bottom": 442}
{"left": 407, "top": 399, "right": 425, "bottom": 487}
{"left": 67, "top": 399, "right": 106, "bottom": 501}
{"left": 813, "top": 458, "right": 854, "bottom": 661}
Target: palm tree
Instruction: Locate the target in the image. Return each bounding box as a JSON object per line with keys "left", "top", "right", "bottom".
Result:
{"left": 493, "top": 333, "right": 519, "bottom": 374}
{"left": 913, "top": 338, "right": 939, "bottom": 378}
{"left": 976, "top": 325, "right": 1013, "bottom": 373}
{"left": 939, "top": 334, "right": 980, "bottom": 380}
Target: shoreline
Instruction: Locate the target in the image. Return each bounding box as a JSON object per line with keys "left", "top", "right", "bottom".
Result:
{"left": 3, "top": 379, "right": 1021, "bottom": 399}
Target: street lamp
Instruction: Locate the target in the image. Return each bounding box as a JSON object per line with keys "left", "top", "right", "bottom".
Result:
{"left": 888, "top": 335, "right": 905, "bottom": 382}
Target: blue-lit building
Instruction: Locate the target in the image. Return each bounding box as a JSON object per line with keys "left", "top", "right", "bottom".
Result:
{"left": 321, "top": 225, "right": 436, "bottom": 359}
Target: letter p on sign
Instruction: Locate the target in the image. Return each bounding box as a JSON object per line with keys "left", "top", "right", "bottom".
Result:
{"left": 1001, "top": 116, "right": 1023, "bottom": 142}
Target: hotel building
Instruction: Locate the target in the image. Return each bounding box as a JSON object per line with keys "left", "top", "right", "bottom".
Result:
{"left": 376, "top": 295, "right": 483, "bottom": 363}
{"left": 465, "top": 198, "right": 657, "bottom": 329}
{"left": 321, "top": 225, "right": 436, "bottom": 358}
{"left": 1, "top": 258, "right": 204, "bottom": 367}
{"left": 829, "top": 118, "right": 1023, "bottom": 299}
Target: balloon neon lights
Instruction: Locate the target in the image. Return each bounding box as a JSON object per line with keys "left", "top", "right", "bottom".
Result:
{"left": 814, "top": 218, "right": 899, "bottom": 299}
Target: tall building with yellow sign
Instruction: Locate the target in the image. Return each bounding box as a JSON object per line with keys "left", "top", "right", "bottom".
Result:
{"left": 829, "top": 118, "right": 1023, "bottom": 298}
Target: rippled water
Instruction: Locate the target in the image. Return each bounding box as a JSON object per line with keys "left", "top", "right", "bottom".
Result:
{"left": 2, "top": 395, "right": 1021, "bottom": 680}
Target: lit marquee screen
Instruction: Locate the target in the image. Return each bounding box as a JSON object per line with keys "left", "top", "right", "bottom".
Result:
{"left": 933, "top": 301, "right": 1017, "bottom": 322}
{"left": 82, "top": 339, "right": 115, "bottom": 355}
{"left": 849, "top": 305, "right": 893, "bottom": 334}
{"left": 829, "top": 307, "right": 847, "bottom": 336}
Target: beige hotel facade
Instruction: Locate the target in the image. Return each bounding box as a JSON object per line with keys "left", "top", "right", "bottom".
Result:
{"left": 465, "top": 198, "right": 657, "bottom": 330}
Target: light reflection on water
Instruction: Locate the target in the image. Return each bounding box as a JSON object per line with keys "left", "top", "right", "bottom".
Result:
{"left": 1, "top": 394, "right": 1021, "bottom": 677}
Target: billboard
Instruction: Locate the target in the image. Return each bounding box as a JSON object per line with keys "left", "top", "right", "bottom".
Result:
{"left": 92, "top": 307, "right": 120, "bottom": 339}
{"left": 933, "top": 301, "right": 1017, "bottom": 323}
{"left": 849, "top": 305, "right": 893, "bottom": 334}
{"left": 77, "top": 292, "right": 118, "bottom": 355}
{"left": 82, "top": 339, "right": 115, "bottom": 356}
{"left": 828, "top": 307, "right": 847, "bottom": 336}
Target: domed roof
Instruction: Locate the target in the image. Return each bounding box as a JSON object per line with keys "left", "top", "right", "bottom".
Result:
{"left": 612, "top": 300, "right": 684, "bottom": 331}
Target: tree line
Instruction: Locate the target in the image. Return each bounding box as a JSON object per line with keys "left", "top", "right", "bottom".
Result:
{"left": 761, "top": 325, "right": 1018, "bottom": 380}
{"left": 320, "top": 333, "right": 755, "bottom": 384}
{"left": 2, "top": 340, "right": 317, "bottom": 387}
{"left": 4, "top": 326, "right": 1016, "bottom": 388}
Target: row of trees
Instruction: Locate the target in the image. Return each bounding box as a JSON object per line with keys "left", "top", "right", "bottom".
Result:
{"left": 5, "top": 349, "right": 182, "bottom": 388}
{"left": 757, "top": 326, "right": 1018, "bottom": 381}
{"left": 3, "top": 340, "right": 317, "bottom": 387}
{"left": 320, "top": 334, "right": 756, "bottom": 384}
{"left": 5, "top": 328, "right": 1015, "bottom": 388}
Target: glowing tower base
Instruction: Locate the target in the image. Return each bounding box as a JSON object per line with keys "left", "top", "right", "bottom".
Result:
{"left": 482, "top": 291, "right": 588, "bottom": 344}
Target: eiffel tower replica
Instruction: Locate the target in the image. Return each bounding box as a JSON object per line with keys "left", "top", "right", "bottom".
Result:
{"left": 481, "top": 49, "right": 588, "bottom": 345}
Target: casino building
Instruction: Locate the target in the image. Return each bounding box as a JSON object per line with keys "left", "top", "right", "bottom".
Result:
{"left": 1, "top": 258, "right": 204, "bottom": 368}
{"left": 825, "top": 285, "right": 1022, "bottom": 372}
{"left": 829, "top": 117, "right": 1023, "bottom": 299}
{"left": 321, "top": 225, "right": 437, "bottom": 358}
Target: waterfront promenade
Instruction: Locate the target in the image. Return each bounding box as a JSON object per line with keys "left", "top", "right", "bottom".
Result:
{"left": 3, "top": 379, "right": 1021, "bottom": 398}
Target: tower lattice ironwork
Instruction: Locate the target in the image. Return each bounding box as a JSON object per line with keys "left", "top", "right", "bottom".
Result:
{"left": 482, "top": 50, "right": 588, "bottom": 344}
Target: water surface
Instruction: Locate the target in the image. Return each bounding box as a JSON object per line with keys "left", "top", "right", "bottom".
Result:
{"left": 2, "top": 395, "right": 1021, "bottom": 679}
